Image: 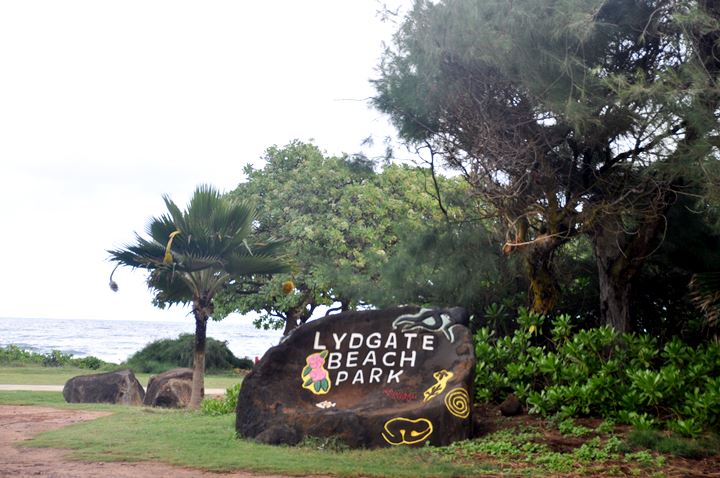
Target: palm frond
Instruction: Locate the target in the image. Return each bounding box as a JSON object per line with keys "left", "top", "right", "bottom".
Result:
{"left": 253, "top": 240, "right": 287, "bottom": 257}
{"left": 108, "top": 184, "right": 288, "bottom": 308}
{"left": 226, "top": 254, "right": 291, "bottom": 276}
{"left": 107, "top": 235, "right": 166, "bottom": 269}
{"left": 148, "top": 268, "right": 193, "bottom": 306}
{"left": 148, "top": 215, "right": 179, "bottom": 245}
{"left": 163, "top": 195, "right": 187, "bottom": 232}
{"left": 689, "top": 271, "right": 720, "bottom": 327}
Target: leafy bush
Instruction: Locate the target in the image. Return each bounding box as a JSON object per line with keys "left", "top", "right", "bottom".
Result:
{"left": 0, "top": 345, "right": 45, "bottom": 365}
{"left": 201, "top": 383, "right": 241, "bottom": 415}
{"left": 474, "top": 309, "right": 720, "bottom": 432}
{"left": 42, "top": 350, "right": 74, "bottom": 367}
{"left": 72, "top": 355, "right": 106, "bottom": 370}
{"left": 0, "top": 345, "right": 109, "bottom": 369}
{"left": 124, "top": 334, "right": 252, "bottom": 374}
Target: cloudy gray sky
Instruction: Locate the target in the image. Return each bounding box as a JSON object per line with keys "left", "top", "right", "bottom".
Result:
{"left": 1, "top": 0, "right": 408, "bottom": 323}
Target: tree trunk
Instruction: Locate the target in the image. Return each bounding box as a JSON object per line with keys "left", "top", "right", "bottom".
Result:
{"left": 594, "top": 232, "right": 632, "bottom": 333}
{"left": 189, "top": 308, "right": 208, "bottom": 410}
{"left": 282, "top": 291, "right": 316, "bottom": 336}
{"left": 592, "top": 213, "right": 666, "bottom": 333}
{"left": 526, "top": 236, "right": 561, "bottom": 315}
{"left": 282, "top": 310, "right": 300, "bottom": 336}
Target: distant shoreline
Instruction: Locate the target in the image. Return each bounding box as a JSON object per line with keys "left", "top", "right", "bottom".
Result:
{"left": 0, "top": 316, "right": 281, "bottom": 364}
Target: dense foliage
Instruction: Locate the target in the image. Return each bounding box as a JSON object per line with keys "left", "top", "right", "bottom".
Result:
{"left": 475, "top": 310, "right": 720, "bottom": 435}
{"left": 374, "top": 0, "right": 720, "bottom": 332}
{"left": 218, "top": 141, "right": 509, "bottom": 332}
{"left": 201, "top": 382, "right": 242, "bottom": 415}
{"left": 123, "top": 335, "right": 251, "bottom": 374}
{"left": 0, "top": 345, "right": 110, "bottom": 369}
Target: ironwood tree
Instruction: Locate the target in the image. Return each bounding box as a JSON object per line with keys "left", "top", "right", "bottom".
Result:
{"left": 374, "top": 0, "right": 720, "bottom": 331}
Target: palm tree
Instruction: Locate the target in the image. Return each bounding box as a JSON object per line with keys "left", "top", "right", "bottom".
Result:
{"left": 690, "top": 272, "right": 720, "bottom": 330}
{"left": 108, "top": 185, "right": 289, "bottom": 408}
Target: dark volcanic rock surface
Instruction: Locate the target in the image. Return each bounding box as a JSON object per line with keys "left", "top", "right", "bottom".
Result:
{"left": 143, "top": 368, "right": 196, "bottom": 408}
{"left": 63, "top": 369, "right": 145, "bottom": 405}
{"left": 236, "top": 306, "right": 475, "bottom": 448}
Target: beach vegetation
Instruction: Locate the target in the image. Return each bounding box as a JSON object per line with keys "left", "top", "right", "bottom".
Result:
{"left": 216, "top": 141, "right": 465, "bottom": 334}
{"left": 473, "top": 310, "right": 720, "bottom": 433}
{"left": 123, "top": 334, "right": 252, "bottom": 374}
{"left": 108, "top": 184, "right": 289, "bottom": 408}
{"left": 216, "top": 140, "right": 510, "bottom": 335}
{"left": 0, "top": 345, "right": 111, "bottom": 370}
{"left": 200, "top": 382, "right": 241, "bottom": 415}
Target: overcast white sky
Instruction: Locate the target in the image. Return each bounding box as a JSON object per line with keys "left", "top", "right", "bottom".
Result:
{"left": 0, "top": 1, "right": 409, "bottom": 323}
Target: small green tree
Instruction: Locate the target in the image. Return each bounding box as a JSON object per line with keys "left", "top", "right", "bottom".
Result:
{"left": 215, "top": 141, "right": 488, "bottom": 333}
{"left": 108, "top": 185, "right": 288, "bottom": 408}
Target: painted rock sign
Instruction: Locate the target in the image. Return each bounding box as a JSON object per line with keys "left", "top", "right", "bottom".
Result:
{"left": 236, "top": 306, "right": 475, "bottom": 448}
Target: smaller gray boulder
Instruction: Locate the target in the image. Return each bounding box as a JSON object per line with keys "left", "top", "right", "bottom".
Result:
{"left": 63, "top": 369, "right": 145, "bottom": 405}
{"left": 143, "top": 368, "right": 199, "bottom": 408}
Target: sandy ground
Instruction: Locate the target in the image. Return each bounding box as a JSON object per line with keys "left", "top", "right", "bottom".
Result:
{"left": 0, "top": 405, "right": 313, "bottom": 478}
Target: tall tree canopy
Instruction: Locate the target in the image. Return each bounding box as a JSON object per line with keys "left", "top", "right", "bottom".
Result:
{"left": 374, "top": 0, "right": 720, "bottom": 331}
{"left": 215, "top": 141, "right": 504, "bottom": 333}
{"left": 108, "top": 185, "right": 288, "bottom": 408}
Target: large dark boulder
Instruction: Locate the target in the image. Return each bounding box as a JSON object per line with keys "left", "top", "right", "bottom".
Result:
{"left": 237, "top": 306, "right": 475, "bottom": 448}
{"left": 143, "top": 367, "right": 197, "bottom": 408}
{"left": 63, "top": 369, "right": 144, "bottom": 405}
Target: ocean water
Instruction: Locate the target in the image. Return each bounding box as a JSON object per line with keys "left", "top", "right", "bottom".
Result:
{"left": 0, "top": 316, "right": 283, "bottom": 364}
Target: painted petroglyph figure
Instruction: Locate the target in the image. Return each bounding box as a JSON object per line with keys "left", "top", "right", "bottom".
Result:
{"left": 392, "top": 307, "right": 467, "bottom": 342}
{"left": 423, "top": 369, "right": 454, "bottom": 402}
{"left": 444, "top": 388, "right": 470, "bottom": 419}
{"left": 381, "top": 417, "right": 434, "bottom": 446}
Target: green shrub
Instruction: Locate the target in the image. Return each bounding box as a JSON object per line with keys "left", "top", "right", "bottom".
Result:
{"left": 474, "top": 309, "right": 720, "bottom": 433}
{"left": 124, "top": 334, "right": 251, "bottom": 374}
{"left": 41, "top": 350, "right": 74, "bottom": 367}
{"left": 201, "top": 383, "right": 241, "bottom": 415}
{"left": 0, "top": 345, "right": 45, "bottom": 365}
{"left": 70, "top": 355, "right": 107, "bottom": 370}
{"left": 0, "top": 345, "right": 111, "bottom": 369}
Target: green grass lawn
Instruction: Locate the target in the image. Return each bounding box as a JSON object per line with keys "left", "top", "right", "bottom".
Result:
{"left": 2, "top": 390, "right": 717, "bottom": 477}
{"left": 0, "top": 391, "right": 496, "bottom": 478}
{"left": 0, "top": 365, "right": 242, "bottom": 389}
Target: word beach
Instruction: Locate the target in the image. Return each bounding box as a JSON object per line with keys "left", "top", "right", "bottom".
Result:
{"left": 312, "top": 331, "right": 437, "bottom": 385}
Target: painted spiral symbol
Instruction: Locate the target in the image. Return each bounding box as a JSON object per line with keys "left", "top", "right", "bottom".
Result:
{"left": 444, "top": 388, "right": 470, "bottom": 419}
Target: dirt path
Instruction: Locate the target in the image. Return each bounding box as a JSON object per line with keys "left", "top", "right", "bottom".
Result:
{"left": 0, "top": 405, "right": 308, "bottom": 478}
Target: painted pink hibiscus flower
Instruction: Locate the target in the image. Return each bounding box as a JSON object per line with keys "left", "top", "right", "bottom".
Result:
{"left": 307, "top": 353, "right": 325, "bottom": 369}
{"left": 309, "top": 367, "right": 327, "bottom": 381}
{"left": 301, "top": 350, "right": 331, "bottom": 395}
